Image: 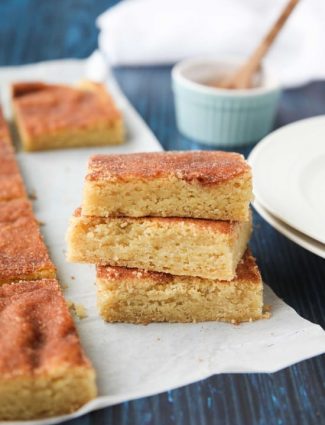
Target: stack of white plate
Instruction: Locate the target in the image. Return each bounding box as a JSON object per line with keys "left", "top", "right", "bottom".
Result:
{"left": 248, "top": 116, "right": 325, "bottom": 259}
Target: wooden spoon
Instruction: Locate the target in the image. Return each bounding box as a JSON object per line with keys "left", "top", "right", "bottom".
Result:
{"left": 217, "top": 0, "right": 299, "bottom": 90}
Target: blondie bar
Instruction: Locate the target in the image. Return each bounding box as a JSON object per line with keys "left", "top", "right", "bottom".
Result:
{"left": 83, "top": 151, "right": 252, "bottom": 220}
{"left": 0, "top": 279, "right": 96, "bottom": 419}
{"left": 96, "top": 249, "right": 263, "bottom": 324}
{"left": 0, "top": 199, "right": 56, "bottom": 284}
{"left": 12, "top": 81, "right": 124, "bottom": 151}
{"left": 67, "top": 209, "right": 252, "bottom": 280}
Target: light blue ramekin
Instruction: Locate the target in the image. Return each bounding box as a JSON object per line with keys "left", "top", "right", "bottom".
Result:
{"left": 172, "top": 57, "right": 281, "bottom": 147}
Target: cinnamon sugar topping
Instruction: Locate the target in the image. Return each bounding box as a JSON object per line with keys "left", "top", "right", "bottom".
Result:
{"left": 87, "top": 151, "right": 250, "bottom": 186}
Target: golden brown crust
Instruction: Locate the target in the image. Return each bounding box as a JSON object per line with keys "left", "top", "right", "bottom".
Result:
{"left": 97, "top": 265, "right": 174, "bottom": 284}
{"left": 12, "top": 81, "right": 121, "bottom": 138}
{"left": 0, "top": 279, "right": 92, "bottom": 377}
{"left": 12, "top": 82, "right": 51, "bottom": 98}
{"left": 97, "top": 249, "right": 261, "bottom": 284}
{"left": 0, "top": 175, "right": 26, "bottom": 201}
{"left": 0, "top": 108, "right": 12, "bottom": 147}
{"left": 0, "top": 126, "right": 26, "bottom": 200}
{"left": 233, "top": 249, "right": 261, "bottom": 282}
{"left": 74, "top": 206, "right": 240, "bottom": 235}
{"left": 0, "top": 152, "right": 20, "bottom": 174}
{"left": 86, "top": 151, "right": 251, "bottom": 186}
{"left": 0, "top": 199, "right": 55, "bottom": 283}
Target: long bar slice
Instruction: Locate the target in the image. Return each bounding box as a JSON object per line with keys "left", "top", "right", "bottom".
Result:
{"left": 0, "top": 107, "right": 12, "bottom": 147}
{"left": 82, "top": 151, "right": 252, "bottom": 220}
{"left": 0, "top": 199, "right": 56, "bottom": 284}
{"left": 67, "top": 209, "right": 252, "bottom": 280}
{"left": 0, "top": 279, "right": 97, "bottom": 420}
{"left": 96, "top": 249, "right": 263, "bottom": 324}
{"left": 0, "top": 108, "right": 26, "bottom": 201}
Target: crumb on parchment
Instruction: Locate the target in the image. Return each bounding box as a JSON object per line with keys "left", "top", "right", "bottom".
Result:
{"left": 28, "top": 190, "right": 37, "bottom": 200}
{"left": 67, "top": 300, "right": 88, "bottom": 319}
{"left": 262, "top": 304, "right": 272, "bottom": 319}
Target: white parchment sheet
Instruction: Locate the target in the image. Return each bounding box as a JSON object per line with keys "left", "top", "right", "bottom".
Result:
{"left": 0, "top": 60, "right": 324, "bottom": 425}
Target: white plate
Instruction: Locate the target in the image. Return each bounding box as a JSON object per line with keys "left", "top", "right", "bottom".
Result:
{"left": 253, "top": 199, "right": 325, "bottom": 259}
{"left": 248, "top": 116, "right": 325, "bottom": 244}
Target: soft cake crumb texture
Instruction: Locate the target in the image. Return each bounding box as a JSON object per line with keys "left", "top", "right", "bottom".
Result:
{"left": 83, "top": 151, "right": 252, "bottom": 220}
{"left": 96, "top": 249, "right": 263, "bottom": 324}
{"left": 67, "top": 212, "right": 252, "bottom": 280}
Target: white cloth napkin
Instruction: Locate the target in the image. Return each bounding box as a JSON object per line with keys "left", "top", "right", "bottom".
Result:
{"left": 97, "top": 0, "right": 325, "bottom": 87}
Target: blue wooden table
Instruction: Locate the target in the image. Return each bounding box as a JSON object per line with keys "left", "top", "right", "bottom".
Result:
{"left": 1, "top": 1, "right": 324, "bottom": 424}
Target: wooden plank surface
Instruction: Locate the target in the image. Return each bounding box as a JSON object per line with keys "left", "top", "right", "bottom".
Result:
{"left": 0, "top": 1, "right": 324, "bottom": 424}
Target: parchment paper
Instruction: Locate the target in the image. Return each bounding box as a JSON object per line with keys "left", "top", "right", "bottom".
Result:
{"left": 0, "top": 60, "right": 324, "bottom": 425}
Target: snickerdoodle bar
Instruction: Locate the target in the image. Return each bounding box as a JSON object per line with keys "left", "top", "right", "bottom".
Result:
{"left": 82, "top": 151, "right": 252, "bottom": 221}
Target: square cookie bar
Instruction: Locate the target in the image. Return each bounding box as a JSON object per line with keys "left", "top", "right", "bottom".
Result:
{"left": 12, "top": 81, "right": 124, "bottom": 151}
{"left": 96, "top": 249, "right": 263, "bottom": 324}
{"left": 82, "top": 151, "right": 252, "bottom": 221}
{"left": 0, "top": 279, "right": 96, "bottom": 419}
{"left": 67, "top": 209, "right": 252, "bottom": 280}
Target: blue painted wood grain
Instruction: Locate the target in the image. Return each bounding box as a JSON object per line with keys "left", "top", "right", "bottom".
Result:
{"left": 0, "top": 1, "right": 324, "bottom": 424}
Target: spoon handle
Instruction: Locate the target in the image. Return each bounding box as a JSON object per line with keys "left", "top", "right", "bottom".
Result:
{"left": 221, "top": 0, "right": 299, "bottom": 89}
{"left": 245, "top": 0, "right": 299, "bottom": 75}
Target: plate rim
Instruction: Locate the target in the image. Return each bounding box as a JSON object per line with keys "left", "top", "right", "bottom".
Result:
{"left": 253, "top": 199, "right": 325, "bottom": 259}
{"left": 248, "top": 115, "right": 325, "bottom": 244}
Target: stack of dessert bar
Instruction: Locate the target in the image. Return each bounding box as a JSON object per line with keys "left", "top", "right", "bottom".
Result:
{"left": 67, "top": 151, "right": 264, "bottom": 324}
{"left": 0, "top": 108, "right": 96, "bottom": 420}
